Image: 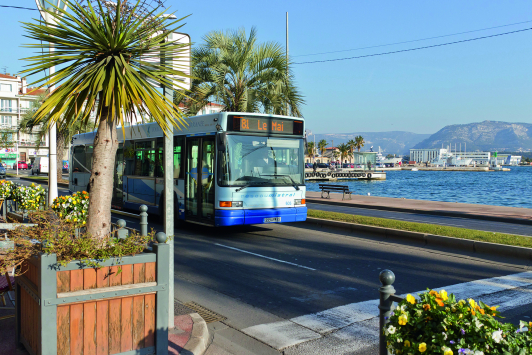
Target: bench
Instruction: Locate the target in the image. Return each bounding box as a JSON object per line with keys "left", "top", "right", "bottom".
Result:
{"left": 319, "top": 184, "right": 353, "bottom": 200}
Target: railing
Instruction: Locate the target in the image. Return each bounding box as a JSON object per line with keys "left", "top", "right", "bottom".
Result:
{"left": 378, "top": 270, "right": 404, "bottom": 355}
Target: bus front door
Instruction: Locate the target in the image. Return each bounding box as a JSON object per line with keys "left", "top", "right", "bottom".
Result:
{"left": 185, "top": 136, "right": 215, "bottom": 223}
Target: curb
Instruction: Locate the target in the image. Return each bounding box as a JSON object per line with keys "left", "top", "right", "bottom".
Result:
{"left": 15, "top": 176, "right": 70, "bottom": 188}
{"left": 182, "top": 313, "right": 209, "bottom": 355}
{"left": 305, "top": 217, "right": 532, "bottom": 261}
{"left": 306, "top": 198, "right": 532, "bottom": 226}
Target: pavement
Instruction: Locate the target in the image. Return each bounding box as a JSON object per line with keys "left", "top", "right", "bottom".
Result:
{"left": 306, "top": 191, "right": 532, "bottom": 224}
{"left": 0, "top": 297, "right": 209, "bottom": 355}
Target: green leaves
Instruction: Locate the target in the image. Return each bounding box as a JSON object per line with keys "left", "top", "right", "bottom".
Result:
{"left": 188, "top": 27, "right": 304, "bottom": 117}
{"left": 19, "top": 0, "right": 190, "bottom": 135}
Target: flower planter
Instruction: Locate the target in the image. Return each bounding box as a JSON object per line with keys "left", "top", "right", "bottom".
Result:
{"left": 15, "top": 241, "right": 170, "bottom": 355}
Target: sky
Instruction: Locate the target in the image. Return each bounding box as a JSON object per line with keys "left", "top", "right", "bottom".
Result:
{"left": 1, "top": 0, "right": 531, "bottom": 134}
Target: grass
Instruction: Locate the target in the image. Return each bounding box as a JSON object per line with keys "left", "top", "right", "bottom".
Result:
{"left": 308, "top": 209, "right": 532, "bottom": 249}
{"left": 7, "top": 174, "right": 48, "bottom": 180}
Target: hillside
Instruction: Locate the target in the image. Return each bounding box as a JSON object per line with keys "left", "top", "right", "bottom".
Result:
{"left": 413, "top": 121, "right": 532, "bottom": 152}
{"left": 312, "top": 131, "right": 430, "bottom": 155}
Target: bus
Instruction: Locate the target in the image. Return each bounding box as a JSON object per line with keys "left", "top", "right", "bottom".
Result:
{"left": 69, "top": 112, "right": 307, "bottom": 226}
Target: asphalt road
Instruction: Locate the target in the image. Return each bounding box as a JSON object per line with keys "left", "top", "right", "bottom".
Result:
{"left": 308, "top": 202, "right": 532, "bottom": 236}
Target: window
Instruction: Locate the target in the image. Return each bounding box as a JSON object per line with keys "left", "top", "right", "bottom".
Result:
{"left": 0, "top": 116, "right": 11, "bottom": 126}
{"left": 0, "top": 84, "right": 12, "bottom": 92}
{"left": 133, "top": 140, "right": 156, "bottom": 177}
{"left": 73, "top": 146, "right": 86, "bottom": 172}
{"left": 174, "top": 136, "right": 184, "bottom": 179}
{"left": 1, "top": 100, "right": 12, "bottom": 113}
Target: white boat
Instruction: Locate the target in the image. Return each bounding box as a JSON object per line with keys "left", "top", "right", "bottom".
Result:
{"left": 411, "top": 168, "right": 419, "bottom": 171}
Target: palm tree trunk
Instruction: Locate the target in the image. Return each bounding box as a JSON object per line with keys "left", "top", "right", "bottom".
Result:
{"left": 56, "top": 132, "right": 66, "bottom": 182}
{"left": 86, "top": 107, "right": 118, "bottom": 239}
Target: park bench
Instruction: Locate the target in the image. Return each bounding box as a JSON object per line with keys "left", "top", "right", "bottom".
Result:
{"left": 319, "top": 184, "right": 353, "bottom": 200}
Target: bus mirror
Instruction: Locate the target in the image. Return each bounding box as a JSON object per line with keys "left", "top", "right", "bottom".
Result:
{"left": 217, "top": 133, "right": 227, "bottom": 152}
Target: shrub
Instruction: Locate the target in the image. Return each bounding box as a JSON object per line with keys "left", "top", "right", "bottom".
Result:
{"left": 385, "top": 289, "right": 532, "bottom": 354}
{"left": 12, "top": 183, "right": 46, "bottom": 211}
{"left": 0, "top": 211, "right": 155, "bottom": 275}
{"left": 52, "top": 191, "right": 89, "bottom": 226}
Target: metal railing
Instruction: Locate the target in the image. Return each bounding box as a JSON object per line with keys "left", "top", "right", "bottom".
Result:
{"left": 379, "top": 270, "right": 404, "bottom": 355}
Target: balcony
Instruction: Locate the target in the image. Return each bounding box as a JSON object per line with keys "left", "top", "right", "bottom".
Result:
{"left": 0, "top": 108, "right": 33, "bottom": 114}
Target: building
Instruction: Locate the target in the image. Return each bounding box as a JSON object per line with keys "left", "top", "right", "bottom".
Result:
{"left": 494, "top": 154, "right": 521, "bottom": 166}
{"left": 0, "top": 74, "right": 48, "bottom": 167}
{"left": 410, "top": 148, "right": 448, "bottom": 163}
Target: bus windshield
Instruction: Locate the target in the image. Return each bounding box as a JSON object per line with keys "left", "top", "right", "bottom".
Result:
{"left": 219, "top": 135, "right": 304, "bottom": 187}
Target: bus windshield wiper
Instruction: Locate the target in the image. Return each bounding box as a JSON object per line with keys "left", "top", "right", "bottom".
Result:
{"left": 261, "top": 174, "right": 300, "bottom": 190}
{"left": 235, "top": 180, "right": 266, "bottom": 192}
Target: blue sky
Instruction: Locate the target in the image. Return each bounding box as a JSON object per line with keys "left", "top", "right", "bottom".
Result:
{"left": 1, "top": 0, "right": 531, "bottom": 134}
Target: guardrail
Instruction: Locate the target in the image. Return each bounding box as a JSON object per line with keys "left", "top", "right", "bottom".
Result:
{"left": 378, "top": 270, "right": 404, "bottom": 355}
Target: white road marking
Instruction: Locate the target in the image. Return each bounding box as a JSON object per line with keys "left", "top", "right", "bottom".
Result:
{"left": 243, "top": 271, "right": 532, "bottom": 354}
{"left": 214, "top": 243, "right": 317, "bottom": 271}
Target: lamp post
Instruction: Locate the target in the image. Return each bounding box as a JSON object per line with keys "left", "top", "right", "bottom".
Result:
{"left": 35, "top": 0, "right": 67, "bottom": 205}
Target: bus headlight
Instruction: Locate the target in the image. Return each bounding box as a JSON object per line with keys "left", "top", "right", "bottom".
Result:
{"left": 294, "top": 199, "right": 305, "bottom": 205}
{"left": 233, "top": 201, "right": 243, "bottom": 207}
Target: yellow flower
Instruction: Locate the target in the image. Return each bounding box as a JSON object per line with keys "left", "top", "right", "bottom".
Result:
{"left": 418, "top": 342, "right": 427, "bottom": 352}
{"left": 423, "top": 304, "right": 431, "bottom": 311}
{"left": 83, "top": 221, "right": 86, "bottom": 225}
{"left": 406, "top": 294, "right": 415, "bottom": 304}
{"left": 439, "top": 290, "right": 448, "bottom": 301}
{"left": 468, "top": 299, "right": 477, "bottom": 309}
{"left": 529, "top": 321, "right": 532, "bottom": 328}
{"left": 404, "top": 340, "right": 410, "bottom": 347}
{"left": 429, "top": 290, "right": 439, "bottom": 297}
{"left": 59, "top": 213, "right": 62, "bottom": 217}
{"left": 444, "top": 348, "right": 453, "bottom": 355}
{"left": 398, "top": 314, "right": 408, "bottom": 326}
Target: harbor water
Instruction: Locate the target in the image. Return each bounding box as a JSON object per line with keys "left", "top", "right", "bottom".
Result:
{"left": 305, "top": 166, "right": 532, "bottom": 209}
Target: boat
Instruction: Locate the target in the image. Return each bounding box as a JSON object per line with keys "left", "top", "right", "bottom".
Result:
{"left": 411, "top": 168, "right": 419, "bottom": 171}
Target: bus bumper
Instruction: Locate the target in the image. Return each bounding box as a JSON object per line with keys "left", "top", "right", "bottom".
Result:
{"left": 214, "top": 207, "right": 307, "bottom": 227}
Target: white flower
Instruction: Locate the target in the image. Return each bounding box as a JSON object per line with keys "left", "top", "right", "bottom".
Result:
{"left": 385, "top": 325, "right": 396, "bottom": 335}
{"left": 474, "top": 319, "right": 483, "bottom": 329}
{"left": 474, "top": 351, "right": 484, "bottom": 355}
{"left": 442, "top": 332, "right": 447, "bottom": 340}
{"left": 492, "top": 330, "right": 503, "bottom": 343}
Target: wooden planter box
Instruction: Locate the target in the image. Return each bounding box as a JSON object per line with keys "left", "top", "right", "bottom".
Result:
{"left": 15, "top": 243, "right": 169, "bottom": 355}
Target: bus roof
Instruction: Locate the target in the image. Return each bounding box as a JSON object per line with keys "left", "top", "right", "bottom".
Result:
{"left": 72, "top": 112, "right": 304, "bottom": 146}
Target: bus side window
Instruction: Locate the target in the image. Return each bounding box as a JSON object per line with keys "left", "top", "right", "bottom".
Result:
{"left": 174, "top": 136, "right": 184, "bottom": 179}
{"left": 73, "top": 146, "right": 86, "bottom": 172}
{"left": 85, "top": 145, "right": 94, "bottom": 171}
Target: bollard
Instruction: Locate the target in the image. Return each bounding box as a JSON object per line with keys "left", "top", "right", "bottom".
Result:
{"left": 379, "top": 270, "right": 396, "bottom": 355}
{"left": 116, "top": 219, "right": 129, "bottom": 239}
{"left": 139, "top": 205, "right": 148, "bottom": 236}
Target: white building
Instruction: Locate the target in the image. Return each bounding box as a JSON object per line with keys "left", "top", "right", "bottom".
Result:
{"left": 0, "top": 73, "right": 48, "bottom": 167}
{"left": 494, "top": 154, "right": 521, "bottom": 166}
{"left": 410, "top": 148, "right": 448, "bottom": 163}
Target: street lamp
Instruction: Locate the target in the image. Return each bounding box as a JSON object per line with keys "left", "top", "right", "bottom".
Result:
{"left": 35, "top": 0, "right": 68, "bottom": 205}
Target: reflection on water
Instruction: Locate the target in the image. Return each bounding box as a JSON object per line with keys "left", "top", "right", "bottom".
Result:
{"left": 305, "top": 166, "right": 532, "bottom": 209}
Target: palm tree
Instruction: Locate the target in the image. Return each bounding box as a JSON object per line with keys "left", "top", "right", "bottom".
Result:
{"left": 337, "top": 143, "right": 350, "bottom": 163}
{"left": 21, "top": 0, "right": 188, "bottom": 238}
{"left": 347, "top": 139, "right": 356, "bottom": 163}
{"left": 317, "top": 139, "right": 328, "bottom": 157}
{"left": 186, "top": 28, "right": 304, "bottom": 116}
{"left": 306, "top": 142, "right": 315, "bottom": 162}
{"left": 355, "top": 135, "right": 365, "bottom": 152}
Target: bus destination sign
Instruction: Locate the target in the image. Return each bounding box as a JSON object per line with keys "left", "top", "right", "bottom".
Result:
{"left": 230, "top": 115, "right": 303, "bottom": 135}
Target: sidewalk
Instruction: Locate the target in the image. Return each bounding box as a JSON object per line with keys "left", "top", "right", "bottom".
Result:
{"left": 0, "top": 299, "right": 209, "bottom": 355}
{"left": 306, "top": 191, "right": 532, "bottom": 224}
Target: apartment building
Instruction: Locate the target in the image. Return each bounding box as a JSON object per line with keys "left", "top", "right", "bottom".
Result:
{"left": 0, "top": 73, "right": 48, "bottom": 167}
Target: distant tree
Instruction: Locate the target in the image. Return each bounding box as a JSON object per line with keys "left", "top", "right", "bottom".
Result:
{"left": 332, "top": 150, "right": 340, "bottom": 161}
{"left": 355, "top": 135, "right": 365, "bottom": 152}
{"left": 347, "top": 139, "right": 356, "bottom": 162}
{"left": 306, "top": 141, "right": 315, "bottom": 162}
{"left": 386, "top": 154, "right": 395, "bottom": 159}
{"left": 317, "top": 139, "right": 328, "bottom": 156}
{"left": 337, "top": 143, "right": 350, "bottom": 162}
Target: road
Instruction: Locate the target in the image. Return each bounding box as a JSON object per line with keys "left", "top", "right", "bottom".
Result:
{"left": 308, "top": 202, "right": 532, "bottom": 236}
{"left": 8, "top": 176, "right": 532, "bottom": 354}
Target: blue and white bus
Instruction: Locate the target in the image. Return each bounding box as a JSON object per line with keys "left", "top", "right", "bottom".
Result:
{"left": 69, "top": 112, "right": 307, "bottom": 226}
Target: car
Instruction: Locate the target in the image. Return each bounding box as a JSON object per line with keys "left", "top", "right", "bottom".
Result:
{"left": 13, "top": 161, "right": 28, "bottom": 170}
{"left": 0, "top": 165, "right": 5, "bottom": 178}
{"left": 31, "top": 157, "right": 49, "bottom": 175}
{"left": 317, "top": 163, "right": 329, "bottom": 169}
{"left": 0, "top": 162, "right": 6, "bottom": 168}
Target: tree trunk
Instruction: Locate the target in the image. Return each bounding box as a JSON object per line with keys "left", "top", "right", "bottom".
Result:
{"left": 56, "top": 132, "right": 65, "bottom": 182}
{"left": 86, "top": 109, "right": 118, "bottom": 240}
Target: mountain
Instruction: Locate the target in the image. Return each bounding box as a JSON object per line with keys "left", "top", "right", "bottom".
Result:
{"left": 311, "top": 131, "right": 430, "bottom": 156}
{"left": 413, "top": 121, "right": 532, "bottom": 152}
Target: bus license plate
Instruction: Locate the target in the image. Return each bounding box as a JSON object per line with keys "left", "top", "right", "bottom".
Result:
{"left": 264, "top": 217, "right": 281, "bottom": 223}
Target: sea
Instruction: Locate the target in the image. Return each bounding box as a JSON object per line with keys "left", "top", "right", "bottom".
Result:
{"left": 304, "top": 166, "right": 532, "bottom": 209}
